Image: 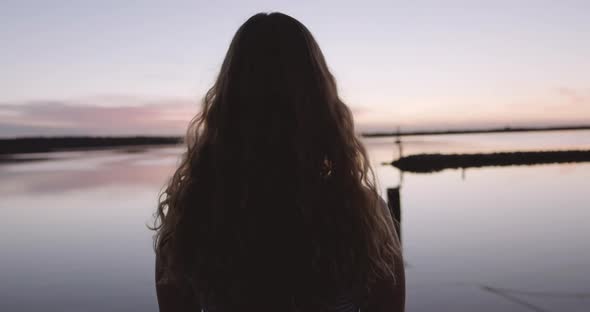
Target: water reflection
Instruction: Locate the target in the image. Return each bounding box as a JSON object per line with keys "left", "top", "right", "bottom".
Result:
{"left": 1, "top": 132, "right": 589, "bottom": 311}
{"left": 386, "top": 177, "right": 590, "bottom": 311}
{"left": 0, "top": 148, "right": 181, "bottom": 195}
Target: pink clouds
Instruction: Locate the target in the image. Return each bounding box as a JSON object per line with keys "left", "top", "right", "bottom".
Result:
{"left": 0, "top": 96, "right": 199, "bottom": 137}
{"left": 557, "top": 87, "right": 590, "bottom": 107}
{"left": 1, "top": 91, "right": 589, "bottom": 138}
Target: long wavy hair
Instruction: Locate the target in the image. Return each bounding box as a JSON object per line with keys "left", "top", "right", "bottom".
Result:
{"left": 153, "top": 12, "right": 400, "bottom": 310}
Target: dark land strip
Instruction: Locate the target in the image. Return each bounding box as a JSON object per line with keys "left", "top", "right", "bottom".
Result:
{"left": 387, "top": 150, "right": 590, "bottom": 173}
{"left": 0, "top": 137, "right": 182, "bottom": 155}
{"left": 363, "top": 125, "right": 590, "bottom": 138}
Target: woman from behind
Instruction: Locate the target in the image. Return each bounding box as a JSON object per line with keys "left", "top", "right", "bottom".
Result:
{"left": 153, "top": 12, "right": 405, "bottom": 312}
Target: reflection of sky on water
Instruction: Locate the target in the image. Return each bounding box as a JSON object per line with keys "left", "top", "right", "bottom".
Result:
{"left": 398, "top": 165, "right": 590, "bottom": 311}
{"left": 1, "top": 132, "right": 589, "bottom": 311}
{"left": 0, "top": 148, "right": 182, "bottom": 194}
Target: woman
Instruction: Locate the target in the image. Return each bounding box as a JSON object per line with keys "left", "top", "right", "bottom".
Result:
{"left": 153, "top": 12, "right": 405, "bottom": 312}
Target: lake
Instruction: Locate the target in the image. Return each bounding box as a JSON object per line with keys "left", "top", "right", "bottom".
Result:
{"left": 1, "top": 130, "right": 589, "bottom": 311}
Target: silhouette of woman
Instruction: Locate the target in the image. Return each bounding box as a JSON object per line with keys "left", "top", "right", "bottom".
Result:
{"left": 152, "top": 12, "right": 404, "bottom": 312}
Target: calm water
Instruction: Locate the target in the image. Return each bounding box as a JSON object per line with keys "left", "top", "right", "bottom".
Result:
{"left": 1, "top": 131, "right": 589, "bottom": 311}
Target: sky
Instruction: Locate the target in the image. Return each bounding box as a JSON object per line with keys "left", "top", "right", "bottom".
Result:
{"left": 1, "top": 0, "right": 589, "bottom": 137}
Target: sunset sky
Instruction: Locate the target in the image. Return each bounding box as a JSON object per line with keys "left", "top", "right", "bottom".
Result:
{"left": 1, "top": 0, "right": 589, "bottom": 137}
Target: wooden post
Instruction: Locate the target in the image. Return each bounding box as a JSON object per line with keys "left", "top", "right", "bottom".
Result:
{"left": 386, "top": 187, "right": 401, "bottom": 241}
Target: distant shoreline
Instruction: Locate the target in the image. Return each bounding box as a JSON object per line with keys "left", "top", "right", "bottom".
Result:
{"left": 388, "top": 150, "right": 590, "bottom": 173}
{"left": 361, "top": 125, "right": 590, "bottom": 138}
{"left": 0, "top": 136, "right": 182, "bottom": 155}
{"left": 1, "top": 125, "right": 589, "bottom": 154}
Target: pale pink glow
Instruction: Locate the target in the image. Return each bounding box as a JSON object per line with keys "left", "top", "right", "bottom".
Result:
{"left": 352, "top": 86, "right": 590, "bottom": 131}
{"left": 0, "top": 96, "right": 199, "bottom": 137}
{"left": 1, "top": 86, "right": 588, "bottom": 138}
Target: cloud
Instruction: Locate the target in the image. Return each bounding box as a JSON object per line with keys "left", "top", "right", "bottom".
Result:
{"left": 557, "top": 87, "right": 590, "bottom": 107}
{"left": 2, "top": 91, "right": 589, "bottom": 138}
{"left": 0, "top": 96, "right": 199, "bottom": 137}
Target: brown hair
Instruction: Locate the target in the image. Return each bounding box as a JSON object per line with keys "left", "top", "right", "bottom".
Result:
{"left": 153, "top": 12, "right": 400, "bottom": 310}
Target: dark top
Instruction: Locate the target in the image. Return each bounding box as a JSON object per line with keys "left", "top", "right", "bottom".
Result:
{"left": 156, "top": 260, "right": 404, "bottom": 312}
{"left": 155, "top": 199, "right": 405, "bottom": 312}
